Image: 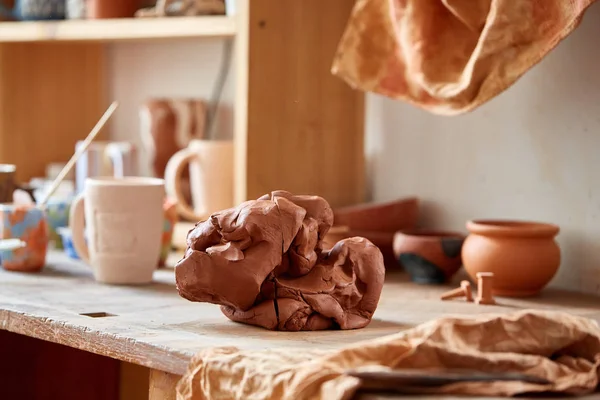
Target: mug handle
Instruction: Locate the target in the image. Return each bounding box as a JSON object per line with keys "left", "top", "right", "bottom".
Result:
{"left": 164, "top": 147, "right": 203, "bottom": 222}
{"left": 105, "top": 142, "right": 132, "bottom": 178}
{"left": 69, "top": 192, "right": 90, "bottom": 264}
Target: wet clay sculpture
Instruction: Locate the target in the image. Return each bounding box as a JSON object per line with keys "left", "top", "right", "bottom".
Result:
{"left": 441, "top": 280, "right": 473, "bottom": 302}
{"left": 175, "top": 190, "right": 385, "bottom": 331}
{"left": 462, "top": 220, "right": 560, "bottom": 297}
{"left": 475, "top": 272, "right": 495, "bottom": 305}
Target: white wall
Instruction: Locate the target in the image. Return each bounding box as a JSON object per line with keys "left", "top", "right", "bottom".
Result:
{"left": 107, "top": 3, "right": 600, "bottom": 294}
{"left": 366, "top": 2, "right": 600, "bottom": 294}
{"left": 108, "top": 38, "right": 234, "bottom": 176}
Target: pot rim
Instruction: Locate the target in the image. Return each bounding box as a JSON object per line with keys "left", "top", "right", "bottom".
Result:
{"left": 466, "top": 220, "right": 559, "bottom": 238}
{"left": 394, "top": 229, "right": 466, "bottom": 241}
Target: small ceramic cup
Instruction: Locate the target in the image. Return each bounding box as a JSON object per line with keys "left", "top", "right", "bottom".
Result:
{"left": 393, "top": 230, "right": 466, "bottom": 284}
{"left": 44, "top": 197, "right": 72, "bottom": 249}
{"left": 57, "top": 227, "right": 79, "bottom": 259}
{"left": 0, "top": 203, "right": 49, "bottom": 272}
{"left": 69, "top": 176, "right": 165, "bottom": 284}
{"left": 159, "top": 198, "right": 178, "bottom": 267}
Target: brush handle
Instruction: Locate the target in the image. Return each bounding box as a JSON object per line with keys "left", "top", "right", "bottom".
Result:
{"left": 38, "top": 101, "right": 119, "bottom": 206}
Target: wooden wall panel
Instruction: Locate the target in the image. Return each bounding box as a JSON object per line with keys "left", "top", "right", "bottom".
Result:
{"left": 0, "top": 42, "right": 106, "bottom": 182}
{"left": 246, "top": 0, "right": 365, "bottom": 207}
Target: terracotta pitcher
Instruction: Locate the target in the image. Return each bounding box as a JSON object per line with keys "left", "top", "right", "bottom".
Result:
{"left": 164, "top": 139, "right": 234, "bottom": 221}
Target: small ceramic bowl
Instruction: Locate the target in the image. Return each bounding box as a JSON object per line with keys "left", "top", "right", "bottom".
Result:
{"left": 393, "top": 230, "right": 466, "bottom": 284}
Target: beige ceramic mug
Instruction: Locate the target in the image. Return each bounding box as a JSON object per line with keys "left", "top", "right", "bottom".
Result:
{"left": 69, "top": 177, "right": 165, "bottom": 285}
{"left": 164, "top": 139, "right": 234, "bottom": 221}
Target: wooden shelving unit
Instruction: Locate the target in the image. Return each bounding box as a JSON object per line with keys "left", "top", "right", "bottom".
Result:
{"left": 0, "top": 0, "right": 365, "bottom": 209}
{"left": 0, "top": 16, "right": 236, "bottom": 42}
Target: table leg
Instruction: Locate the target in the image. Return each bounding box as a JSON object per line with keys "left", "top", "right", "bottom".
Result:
{"left": 149, "top": 369, "right": 182, "bottom": 400}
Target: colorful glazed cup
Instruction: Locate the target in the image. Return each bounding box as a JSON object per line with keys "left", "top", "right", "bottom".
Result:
{"left": 159, "top": 198, "right": 178, "bottom": 267}
{"left": 0, "top": 204, "right": 49, "bottom": 272}
{"left": 57, "top": 227, "right": 79, "bottom": 259}
{"left": 45, "top": 197, "right": 72, "bottom": 249}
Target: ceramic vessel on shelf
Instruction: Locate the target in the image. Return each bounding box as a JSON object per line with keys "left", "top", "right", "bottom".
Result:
{"left": 393, "top": 230, "right": 466, "bottom": 284}
{"left": 87, "top": 0, "right": 138, "bottom": 18}
{"left": 0, "top": 0, "right": 65, "bottom": 21}
{"left": 462, "top": 220, "right": 560, "bottom": 297}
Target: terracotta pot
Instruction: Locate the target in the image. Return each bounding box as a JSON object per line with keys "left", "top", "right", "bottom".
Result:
{"left": 323, "top": 226, "right": 397, "bottom": 265}
{"left": 87, "top": 0, "right": 139, "bottom": 18}
{"left": 393, "top": 230, "right": 465, "bottom": 284}
{"left": 462, "top": 220, "right": 560, "bottom": 297}
{"left": 333, "top": 197, "right": 419, "bottom": 232}
{"left": 328, "top": 197, "right": 419, "bottom": 266}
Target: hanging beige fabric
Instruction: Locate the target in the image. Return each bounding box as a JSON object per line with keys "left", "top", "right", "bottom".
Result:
{"left": 177, "top": 310, "right": 600, "bottom": 399}
{"left": 331, "top": 0, "right": 597, "bottom": 115}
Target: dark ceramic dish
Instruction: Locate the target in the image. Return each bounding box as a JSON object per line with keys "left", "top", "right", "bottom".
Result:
{"left": 393, "top": 230, "right": 466, "bottom": 284}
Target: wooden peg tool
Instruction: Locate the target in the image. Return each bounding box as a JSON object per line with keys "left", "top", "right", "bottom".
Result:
{"left": 441, "top": 280, "right": 473, "bottom": 301}
{"left": 476, "top": 272, "right": 496, "bottom": 305}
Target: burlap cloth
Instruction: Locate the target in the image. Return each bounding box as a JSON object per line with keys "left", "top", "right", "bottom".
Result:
{"left": 332, "top": 0, "right": 597, "bottom": 115}
{"left": 177, "top": 310, "right": 600, "bottom": 399}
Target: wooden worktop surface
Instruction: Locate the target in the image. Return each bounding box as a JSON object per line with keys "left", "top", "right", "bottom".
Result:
{"left": 2, "top": 252, "right": 600, "bottom": 399}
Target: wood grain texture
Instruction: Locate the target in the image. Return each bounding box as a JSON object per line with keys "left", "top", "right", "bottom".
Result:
{"left": 233, "top": 0, "right": 249, "bottom": 205}
{"left": 0, "top": 43, "right": 106, "bottom": 182}
{"left": 0, "top": 17, "right": 236, "bottom": 42}
{"left": 120, "top": 362, "right": 150, "bottom": 400}
{"left": 245, "top": 0, "right": 365, "bottom": 208}
{"left": 149, "top": 370, "right": 180, "bottom": 400}
{"left": 2, "top": 251, "right": 600, "bottom": 384}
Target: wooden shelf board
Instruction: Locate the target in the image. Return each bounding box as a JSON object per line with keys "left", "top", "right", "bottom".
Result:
{"left": 0, "top": 16, "right": 236, "bottom": 42}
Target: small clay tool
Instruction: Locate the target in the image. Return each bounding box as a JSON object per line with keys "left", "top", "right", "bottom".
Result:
{"left": 38, "top": 101, "right": 119, "bottom": 206}
{"left": 440, "top": 280, "right": 473, "bottom": 301}
{"left": 346, "top": 369, "right": 550, "bottom": 390}
{"left": 476, "top": 272, "right": 496, "bottom": 305}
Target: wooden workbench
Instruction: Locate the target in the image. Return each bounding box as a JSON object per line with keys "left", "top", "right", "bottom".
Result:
{"left": 1, "top": 252, "right": 600, "bottom": 399}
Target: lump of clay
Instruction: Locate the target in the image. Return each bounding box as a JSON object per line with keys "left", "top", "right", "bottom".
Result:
{"left": 175, "top": 190, "right": 385, "bottom": 331}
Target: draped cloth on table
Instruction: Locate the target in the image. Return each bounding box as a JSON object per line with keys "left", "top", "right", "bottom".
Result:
{"left": 177, "top": 310, "right": 600, "bottom": 399}
{"left": 331, "top": 0, "right": 597, "bottom": 115}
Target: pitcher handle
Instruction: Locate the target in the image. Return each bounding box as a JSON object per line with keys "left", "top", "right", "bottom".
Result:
{"left": 69, "top": 192, "right": 90, "bottom": 264}
{"left": 164, "top": 148, "right": 203, "bottom": 222}
{"left": 105, "top": 142, "right": 133, "bottom": 178}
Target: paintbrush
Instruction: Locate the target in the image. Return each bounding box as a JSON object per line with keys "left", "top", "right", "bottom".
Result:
{"left": 37, "top": 101, "right": 119, "bottom": 207}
